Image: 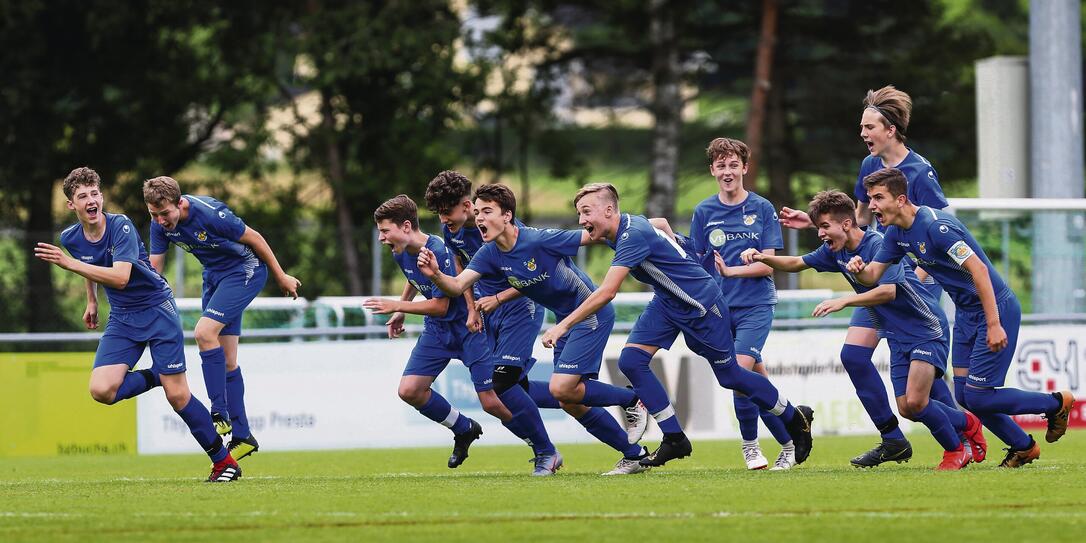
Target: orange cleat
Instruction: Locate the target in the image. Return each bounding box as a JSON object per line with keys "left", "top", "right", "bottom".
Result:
{"left": 1045, "top": 390, "right": 1075, "bottom": 444}
{"left": 999, "top": 437, "right": 1041, "bottom": 468}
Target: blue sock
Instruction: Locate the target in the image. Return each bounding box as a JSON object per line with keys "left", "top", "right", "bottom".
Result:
{"left": 113, "top": 369, "right": 159, "bottom": 403}
{"left": 499, "top": 386, "right": 556, "bottom": 456}
{"left": 577, "top": 407, "right": 643, "bottom": 458}
{"left": 580, "top": 380, "right": 636, "bottom": 407}
{"left": 199, "top": 347, "right": 229, "bottom": 417}
{"left": 953, "top": 375, "right": 968, "bottom": 409}
{"left": 175, "top": 395, "right": 228, "bottom": 463}
{"left": 929, "top": 377, "right": 955, "bottom": 408}
{"left": 965, "top": 386, "right": 1061, "bottom": 416}
{"left": 417, "top": 390, "right": 472, "bottom": 435}
{"left": 733, "top": 394, "right": 760, "bottom": 441}
{"left": 527, "top": 380, "right": 561, "bottom": 409}
{"left": 964, "top": 387, "right": 1032, "bottom": 450}
{"left": 759, "top": 407, "right": 794, "bottom": 445}
{"left": 910, "top": 400, "right": 961, "bottom": 451}
{"left": 618, "top": 346, "right": 682, "bottom": 433}
{"left": 225, "top": 368, "right": 252, "bottom": 439}
{"left": 710, "top": 358, "right": 795, "bottom": 422}
{"left": 931, "top": 398, "right": 967, "bottom": 431}
{"left": 840, "top": 344, "right": 905, "bottom": 440}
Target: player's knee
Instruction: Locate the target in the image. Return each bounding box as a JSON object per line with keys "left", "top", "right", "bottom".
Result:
{"left": 193, "top": 327, "right": 218, "bottom": 349}
{"left": 549, "top": 381, "right": 579, "bottom": 403}
{"left": 478, "top": 394, "right": 506, "bottom": 417}
{"left": 88, "top": 383, "right": 116, "bottom": 405}
{"left": 397, "top": 384, "right": 427, "bottom": 406}
{"left": 617, "top": 347, "right": 652, "bottom": 376}
{"left": 163, "top": 388, "right": 190, "bottom": 410}
{"left": 900, "top": 396, "right": 928, "bottom": 419}
{"left": 492, "top": 365, "right": 523, "bottom": 395}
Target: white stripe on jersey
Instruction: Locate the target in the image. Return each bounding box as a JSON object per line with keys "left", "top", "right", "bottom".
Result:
{"left": 187, "top": 195, "right": 218, "bottom": 209}
{"left": 640, "top": 261, "right": 707, "bottom": 317}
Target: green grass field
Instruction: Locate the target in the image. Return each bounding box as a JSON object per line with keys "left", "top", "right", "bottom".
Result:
{"left": 2, "top": 432, "right": 1083, "bottom": 542}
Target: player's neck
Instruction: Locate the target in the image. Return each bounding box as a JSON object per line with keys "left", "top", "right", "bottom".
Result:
{"left": 405, "top": 231, "right": 429, "bottom": 254}
{"left": 896, "top": 204, "right": 919, "bottom": 229}
{"left": 844, "top": 229, "right": 864, "bottom": 251}
{"left": 495, "top": 224, "right": 518, "bottom": 252}
{"left": 81, "top": 214, "right": 107, "bottom": 242}
{"left": 178, "top": 197, "right": 191, "bottom": 223}
{"left": 717, "top": 187, "right": 747, "bottom": 206}
{"left": 879, "top": 144, "right": 908, "bottom": 168}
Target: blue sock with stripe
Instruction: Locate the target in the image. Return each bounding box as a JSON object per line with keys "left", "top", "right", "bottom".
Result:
{"left": 617, "top": 346, "right": 681, "bottom": 433}
{"left": 841, "top": 344, "right": 905, "bottom": 440}
{"left": 417, "top": 390, "right": 472, "bottom": 435}
{"left": 113, "top": 369, "right": 159, "bottom": 403}
{"left": 175, "top": 395, "right": 228, "bottom": 463}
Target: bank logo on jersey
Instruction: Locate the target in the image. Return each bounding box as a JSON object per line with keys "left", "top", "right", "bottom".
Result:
{"left": 918, "top": 242, "right": 927, "bottom": 254}
{"left": 524, "top": 257, "right": 537, "bottom": 271}
{"left": 177, "top": 242, "right": 192, "bottom": 252}
{"left": 709, "top": 228, "right": 726, "bottom": 247}
{"left": 196, "top": 231, "right": 208, "bottom": 242}
{"left": 743, "top": 214, "right": 757, "bottom": 226}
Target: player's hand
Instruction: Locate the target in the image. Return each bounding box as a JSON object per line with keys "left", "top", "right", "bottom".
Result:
{"left": 740, "top": 248, "right": 763, "bottom": 265}
{"left": 277, "top": 273, "right": 301, "bottom": 299}
{"left": 363, "top": 297, "right": 399, "bottom": 315}
{"left": 846, "top": 255, "right": 867, "bottom": 274}
{"left": 475, "top": 295, "right": 500, "bottom": 314}
{"left": 83, "top": 303, "right": 99, "bottom": 330}
{"left": 540, "top": 324, "right": 567, "bottom": 349}
{"left": 466, "top": 308, "right": 483, "bottom": 333}
{"left": 779, "top": 207, "right": 813, "bottom": 230}
{"left": 986, "top": 322, "right": 1008, "bottom": 352}
{"left": 34, "top": 242, "right": 75, "bottom": 270}
{"left": 812, "top": 298, "right": 848, "bottom": 318}
{"left": 386, "top": 311, "right": 405, "bottom": 339}
{"left": 416, "top": 247, "right": 439, "bottom": 277}
{"left": 714, "top": 250, "right": 729, "bottom": 277}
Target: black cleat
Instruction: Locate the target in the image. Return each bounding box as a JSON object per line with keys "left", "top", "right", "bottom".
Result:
{"left": 785, "top": 405, "right": 815, "bottom": 464}
{"left": 850, "top": 438, "right": 913, "bottom": 468}
{"left": 211, "top": 412, "right": 232, "bottom": 436}
{"left": 448, "top": 420, "right": 483, "bottom": 468}
{"left": 228, "top": 434, "right": 260, "bottom": 461}
{"left": 639, "top": 436, "right": 693, "bottom": 467}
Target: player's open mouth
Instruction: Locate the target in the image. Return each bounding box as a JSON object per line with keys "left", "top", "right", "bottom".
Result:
{"left": 478, "top": 224, "right": 488, "bottom": 236}
{"left": 872, "top": 211, "right": 884, "bottom": 223}
{"left": 584, "top": 224, "right": 594, "bottom": 235}
{"left": 86, "top": 206, "right": 99, "bottom": 218}
{"left": 865, "top": 140, "right": 875, "bottom": 152}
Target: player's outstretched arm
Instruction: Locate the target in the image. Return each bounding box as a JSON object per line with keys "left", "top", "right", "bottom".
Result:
{"left": 779, "top": 207, "right": 814, "bottom": 230}
{"left": 363, "top": 295, "right": 450, "bottom": 319}
{"left": 811, "top": 284, "right": 895, "bottom": 318}
{"left": 239, "top": 226, "right": 301, "bottom": 299}
{"left": 417, "top": 246, "right": 479, "bottom": 296}
{"left": 845, "top": 256, "right": 888, "bottom": 286}
{"left": 961, "top": 255, "right": 1007, "bottom": 352}
{"left": 82, "top": 278, "right": 99, "bottom": 330}
{"left": 541, "top": 265, "right": 628, "bottom": 348}
{"left": 475, "top": 287, "right": 521, "bottom": 314}
{"left": 34, "top": 242, "right": 132, "bottom": 289}
{"left": 385, "top": 281, "right": 419, "bottom": 338}
{"left": 740, "top": 248, "right": 809, "bottom": 272}
{"left": 718, "top": 248, "right": 776, "bottom": 278}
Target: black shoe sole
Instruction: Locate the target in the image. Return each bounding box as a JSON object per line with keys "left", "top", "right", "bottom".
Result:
{"left": 639, "top": 441, "right": 693, "bottom": 467}
{"left": 448, "top": 422, "right": 483, "bottom": 469}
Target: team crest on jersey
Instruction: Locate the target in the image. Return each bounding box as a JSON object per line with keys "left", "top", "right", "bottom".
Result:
{"left": 196, "top": 231, "right": 208, "bottom": 242}
{"left": 918, "top": 242, "right": 926, "bottom": 254}
{"left": 743, "top": 214, "right": 757, "bottom": 226}
{"left": 709, "top": 228, "right": 726, "bottom": 247}
{"left": 524, "top": 258, "right": 537, "bottom": 271}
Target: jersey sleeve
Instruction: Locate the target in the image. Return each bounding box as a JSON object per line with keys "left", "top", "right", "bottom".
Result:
{"left": 872, "top": 228, "right": 906, "bottom": 264}
{"left": 854, "top": 160, "right": 870, "bottom": 203}
{"left": 689, "top": 206, "right": 707, "bottom": 257}
{"left": 465, "top": 242, "right": 497, "bottom": 277}
{"left": 149, "top": 222, "right": 169, "bottom": 255}
{"left": 110, "top": 216, "right": 142, "bottom": 264}
{"left": 538, "top": 228, "right": 583, "bottom": 257}
{"left": 800, "top": 244, "right": 837, "bottom": 273}
{"left": 430, "top": 244, "right": 459, "bottom": 300}
{"left": 861, "top": 234, "right": 904, "bottom": 284}
{"left": 611, "top": 227, "right": 651, "bottom": 269}
{"left": 909, "top": 170, "right": 949, "bottom": 210}
{"left": 928, "top": 220, "right": 974, "bottom": 266}
{"left": 761, "top": 199, "right": 784, "bottom": 250}
{"left": 205, "top": 203, "right": 247, "bottom": 241}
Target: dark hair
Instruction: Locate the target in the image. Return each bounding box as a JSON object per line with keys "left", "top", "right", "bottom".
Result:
{"left": 863, "top": 85, "right": 912, "bottom": 144}
{"left": 807, "top": 190, "right": 856, "bottom": 225}
{"left": 142, "top": 176, "right": 182, "bottom": 206}
{"left": 374, "top": 194, "right": 419, "bottom": 230}
{"left": 705, "top": 137, "right": 750, "bottom": 165}
{"left": 473, "top": 183, "right": 516, "bottom": 218}
{"left": 862, "top": 168, "right": 909, "bottom": 198}
{"left": 424, "top": 170, "right": 473, "bottom": 215}
{"left": 63, "top": 167, "right": 101, "bottom": 200}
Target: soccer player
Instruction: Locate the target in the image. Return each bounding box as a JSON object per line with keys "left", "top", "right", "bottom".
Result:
{"left": 741, "top": 190, "right": 986, "bottom": 469}
{"left": 35, "top": 167, "right": 239, "bottom": 482}
{"left": 423, "top": 171, "right": 560, "bottom": 475}
{"left": 689, "top": 137, "right": 795, "bottom": 470}
{"left": 145, "top": 176, "right": 301, "bottom": 461}
{"left": 848, "top": 168, "right": 1076, "bottom": 467}
{"left": 363, "top": 195, "right": 513, "bottom": 470}
{"left": 539, "top": 182, "right": 815, "bottom": 469}
{"left": 418, "top": 184, "right": 651, "bottom": 475}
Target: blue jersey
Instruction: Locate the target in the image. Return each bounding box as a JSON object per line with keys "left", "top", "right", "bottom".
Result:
{"left": 442, "top": 219, "right": 525, "bottom": 297}
{"left": 394, "top": 235, "right": 466, "bottom": 325}
{"left": 802, "top": 229, "right": 945, "bottom": 343}
{"left": 609, "top": 214, "right": 723, "bottom": 317}
{"left": 874, "top": 207, "right": 1011, "bottom": 313}
{"left": 60, "top": 213, "right": 173, "bottom": 312}
{"left": 689, "top": 191, "right": 782, "bottom": 307}
{"left": 149, "top": 195, "right": 260, "bottom": 278}
{"left": 854, "top": 150, "right": 948, "bottom": 234}
{"left": 467, "top": 226, "right": 607, "bottom": 322}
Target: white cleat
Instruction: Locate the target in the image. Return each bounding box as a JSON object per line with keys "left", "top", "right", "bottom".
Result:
{"left": 602, "top": 451, "right": 651, "bottom": 476}
{"left": 769, "top": 446, "right": 796, "bottom": 471}
{"left": 743, "top": 441, "right": 769, "bottom": 470}
{"left": 624, "top": 399, "right": 649, "bottom": 444}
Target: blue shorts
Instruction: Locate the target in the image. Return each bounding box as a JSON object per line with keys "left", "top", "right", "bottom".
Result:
{"left": 485, "top": 296, "right": 545, "bottom": 370}
{"left": 730, "top": 305, "right": 773, "bottom": 362}
{"left": 94, "top": 299, "right": 186, "bottom": 375}
{"left": 849, "top": 307, "right": 878, "bottom": 330}
{"left": 888, "top": 336, "right": 949, "bottom": 397}
{"left": 552, "top": 303, "right": 615, "bottom": 378}
{"left": 404, "top": 320, "right": 494, "bottom": 392}
{"left": 627, "top": 295, "right": 736, "bottom": 365}
{"left": 953, "top": 294, "right": 1021, "bottom": 387}
{"left": 201, "top": 265, "right": 268, "bottom": 336}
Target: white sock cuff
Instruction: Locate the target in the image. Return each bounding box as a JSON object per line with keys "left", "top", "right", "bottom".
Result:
{"left": 440, "top": 407, "right": 461, "bottom": 428}
{"left": 652, "top": 404, "right": 676, "bottom": 422}
{"left": 769, "top": 396, "right": 788, "bottom": 417}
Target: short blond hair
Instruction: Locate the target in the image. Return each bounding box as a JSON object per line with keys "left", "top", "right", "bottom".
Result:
{"left": 573, "top": 183, "right": 619, "bottom": 208}
{"left": 143, "top": 176, "right": 182, "bottom": 206}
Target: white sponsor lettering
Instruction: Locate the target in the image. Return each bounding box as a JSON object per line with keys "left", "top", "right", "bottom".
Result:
{"left": 207, "top": 308, "right": 225, "bottom": 317}
{"left": 500, "top": 354, "right": 522, "bottom": 361}
{"left": 557, "top": 363, "right": 579, "bottom": 369}
{"left": 912, "top": 349, "right": 933, "bottom": 357}
{"left": 166, "top": 362, "right": 183, "bottom": 369}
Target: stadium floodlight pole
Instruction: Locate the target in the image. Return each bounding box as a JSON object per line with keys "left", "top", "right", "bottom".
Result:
{"left": 1030, "top": 0, "right": 1086, "bottom": 314}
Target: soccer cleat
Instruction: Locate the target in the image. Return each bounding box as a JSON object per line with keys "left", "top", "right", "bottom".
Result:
{"left": 742, "top": 441, "right": 769, "bottom": 470}
{"left": 784, "top": 405, "right": 815, "bottom": 464}
{"left": 999, "top": 437, "right": 1041, "bottom": 468}
{"left": 962, "top": 411, "right": 987, "bottom": 463}
{"left": 624, "top": 398, "right": 649, "bottom": 444}
{"left": 769, "top": 446, "right": 796, "bottom": 471}
{"left": 228, "top": 434, "right": 260, "bottom": 461}
{"left": 530, "top": 451, "right": 563, "bottom": 477}
{"left": 448, "top": 420, "right": 483, "bottom": 469}
{"left": 211, "top": 412, "right": 232, "bottom": 436}
{"left": 850, "top": 438, "right": 912, "bottom": 468}
{"left": 207, "top": 455, "right": 241, "bottom": 483}
{"left": 639, "top": 436, "right": 692, "bottom": 467}
{"left": 936, "top": 445, "right": 972, "bottom": 471}
{"left": 603, "top": 449, "right": 651, "bottom": 476}
{"left": 1045, "top": 390, "right": 1075, "bottom": 443}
